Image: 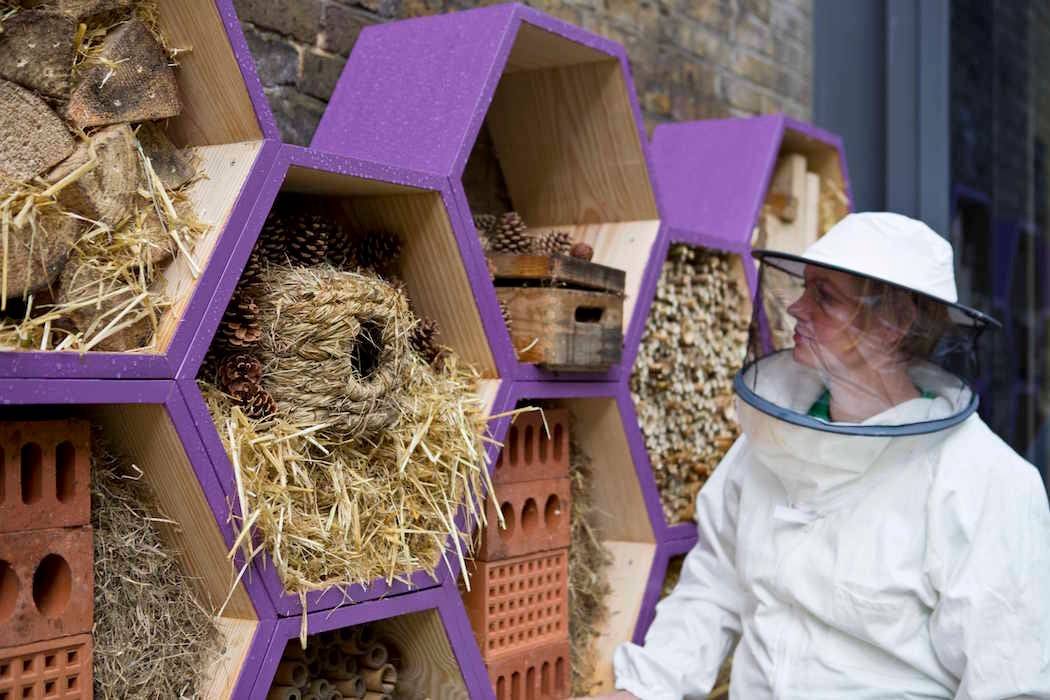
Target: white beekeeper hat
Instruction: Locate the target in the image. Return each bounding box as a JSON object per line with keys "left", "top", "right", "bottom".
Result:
{"left": 755, "top": 212, "right": 998, "bottom": 328}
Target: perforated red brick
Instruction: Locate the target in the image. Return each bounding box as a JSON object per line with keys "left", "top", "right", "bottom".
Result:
{"left": 479, "top": 478, "right": 570, "bottom": 561}
{"left": 486, "top": 639, "right": 571, "bottom": 700}
{"left": 462, "top": 549, "right": 568, "bottom": 660}
{"left": 493, "top": 409, "right": 569, "bottom": 484}
{"left": 0, "top": 528, "right": 93, "bottom": 647}
{"left": 0, "top": 421, "right": 91, "bottom": 533}
{"left": 0, "top": 633, "right": 92, "bottom": 700}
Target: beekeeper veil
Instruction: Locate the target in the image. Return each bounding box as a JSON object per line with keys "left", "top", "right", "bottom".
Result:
{"left": 735, "top": 212, "right": 999, "bottom": 437}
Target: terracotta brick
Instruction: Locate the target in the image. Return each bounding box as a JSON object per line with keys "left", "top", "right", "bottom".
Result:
{"left": 487, "top": 639, "right": 571, "bottom": 700}
{"left": 0, "top": 528, "right": 93, "bottom": 647}
{"left": 0, "top": 634, "right": 91, "bottom": 699}
{"left": 463, "top": 550, "right": 568, "bottom": 660}
{"left": 0, "top": 421, "right": 91, "bottom": 533}
{"left": 493, "top": 409, "right": 569, "bottom": 484}
{"left": 479, "top": 478, "right": 570, "bottom": 561}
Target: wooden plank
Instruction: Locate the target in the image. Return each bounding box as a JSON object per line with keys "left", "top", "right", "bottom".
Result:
{"left": 560, "top": 398, "right": 653, "bottom": 544}
{"left": 199, "top": 617, "right": 258, "bottom": 700}
{"left": 496, "top": 287, "right": 622, "bottom": 370}
{"left": 89, "top": 404, "right": 256, "bottom": 620}
{"left": 160, "top": 0, "right": 264, "bottom": 146}
{"left": 779, "top": 127, "right": 850, "bottom": 236}
{"left": 373, "top": 609, "right": 469, "bottom": 700}
{"left": 764, "top": 192, "right": 798, "bottom": 222}
{"left": 588, "top": 540, "right": 656, "bottom": 696}
{"left": 487, "top": 62, "right": 658, "bottom": 226}
{"left": 284, "top": 166, "right": 424, "bottom": 198}
{"left": 504, "top": 21, "right": 611, "bottom": 74}
{"left": 342, "top": 191, "right": 497, "bottom": 378}
{"left": 488, "top": 254, "right": 626, "bottom": 293}
{"left": 802, "top": 172, "right": 821, "bottom": 249}
{"left": 762, "top": 154, "right": 807, "bottom": 254}
{"left": 156, "top": 140, "right": 263, "bottom": 350}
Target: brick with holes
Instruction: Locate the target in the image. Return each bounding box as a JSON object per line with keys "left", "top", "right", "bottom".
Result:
{"left": 478, "top": 478, "right": 570, "bottom": 561}
{"left": 0, "top": 633, "right": 92, "bottom": 700}
{"left": 0, "top": 528, "right": 93, "bottom": 647}
{"left": 462, "top": 549, "right": 569, "bottom": 660}
{"left": 493, "top": 409, "right": 570, "bottom": 484}
{"left": 486, "top": 638, "right": 571, "bottom": 700}
{"left": 0, "top": 421, "right": 91, "bottom": 534}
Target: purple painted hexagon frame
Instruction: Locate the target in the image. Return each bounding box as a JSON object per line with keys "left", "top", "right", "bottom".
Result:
{"left": 311, "top": 3, "right": 668, "bottom": 384}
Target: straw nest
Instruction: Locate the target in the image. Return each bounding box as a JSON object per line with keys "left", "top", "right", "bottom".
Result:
{"left": 203, "top": 266, "right": 494, "bottom": 631}
{"left": 92, "top": 430, "right": 221, "bottom": 699}
{"left": 630, "top": 245, "right": 749, "bottom": 523}
{"left": 566, "top": 414, "right": 612, "bottom": 697}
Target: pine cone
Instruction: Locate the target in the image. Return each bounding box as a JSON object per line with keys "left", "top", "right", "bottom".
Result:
{"left": 410, "top": 317, "right": 441, "bottom": 366}
{"left": 500, "top": 299, "right": 513, "bottom": 335}
{"left": 218, "top": 352, "right": 263, "bottom": 392}
{"left": 327, "top": 228, "right": 357, "bottom": 270}
{"left": 235, "top": 383, "right": 279, "bottom": 419}
{"left": 354, "top": 230, "right": 402, "bottom": 271}
{"left": 285, "top": 214, "right": 336, "bottom": 267}
{"left": 533, "top": 230, "right": 573, "bottom": 256}
{"left": 473, "top": 213, "right": 498, "bottom": 239}
{"left": 388, "top": 275, "right": 409, "bottom": 300}
{"left": 256, "top": 213, "right": 290, "bottom": 265}
{"left": 489, "top": 211, "right": 531, "bottom": 254}
{"left": 217, "top": 289, "right": 262, "bottom": 348}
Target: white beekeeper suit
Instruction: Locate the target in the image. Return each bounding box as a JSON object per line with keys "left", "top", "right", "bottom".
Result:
{"left": 613, "top": 213, "right": 1050, "bottom": 699}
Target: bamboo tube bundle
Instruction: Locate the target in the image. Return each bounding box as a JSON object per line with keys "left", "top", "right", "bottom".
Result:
{"left": 331, "top": 677, "right": 366, "bottom": 698}
{"left": 361, "top": 664, "right": 397, "bottom": 694}
{"left": 267, "top": 688, "right": 302, "bottom": 700}
{"left": 274, "top": 660, "right": 309, "bottom": 688}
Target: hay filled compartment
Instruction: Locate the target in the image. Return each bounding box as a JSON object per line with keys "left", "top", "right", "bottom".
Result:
{"left": 630, "top": 245, "right": 752, "bottom": 526}
{"left": 193, "top": 152, "right": 505, "bottom": 618}
{"left": 472, "top": 390, "right": 658, "bottom": 698}
{"left": 0, "top": 0, "right": 270, "bottom": 375}
{"left": 0, "top": 399, "right": 262, "bottom": 700}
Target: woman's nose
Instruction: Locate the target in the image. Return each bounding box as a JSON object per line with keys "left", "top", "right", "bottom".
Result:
{"left": 788, "top": 294, "right": 809, "bottom": 321}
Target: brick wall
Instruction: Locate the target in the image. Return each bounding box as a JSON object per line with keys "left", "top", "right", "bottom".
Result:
{"left": 234, "top": 0, "right": 813, "bottom": 146}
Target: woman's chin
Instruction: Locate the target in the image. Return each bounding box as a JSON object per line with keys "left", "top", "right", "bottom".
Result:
{"left": 792, "top": 344, "right": 817, "bottom": 368}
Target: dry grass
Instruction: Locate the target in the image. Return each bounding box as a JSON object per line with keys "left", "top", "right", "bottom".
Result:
{"left": 201, "top": 269, "right": 497, "bottom": 642}
{"left": 566, "top": 413, "right": 613, "bottom": 697}
{"left": 92, "top": 430, "right": 222, "bottom": 699}
{"left": 0, "top": 137, "right": 206, "bottom": 352}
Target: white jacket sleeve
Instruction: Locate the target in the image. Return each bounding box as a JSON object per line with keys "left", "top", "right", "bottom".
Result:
{"left": 927, "top": 424, "right": 1050, "bottom": 700}
{"left": 613, "top": 437, "right": 748, "bottom": 700}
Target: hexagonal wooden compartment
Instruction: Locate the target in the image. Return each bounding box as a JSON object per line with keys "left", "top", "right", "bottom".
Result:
{"left": 183, "top": 144, "right": 513, "bottom": 617}
{"left": 0, "top": 0, "right": 278, "bottom": 380}
{"left": 311, "top": 3, "right": 665, "bottom": 382}
{"left": 0, "top": 379, "right": 267, "bottom": 699}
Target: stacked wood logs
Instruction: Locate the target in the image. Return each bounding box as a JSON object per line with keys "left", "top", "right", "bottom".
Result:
{"left": 268, "top": 626, "right": 400, "bottom": 700}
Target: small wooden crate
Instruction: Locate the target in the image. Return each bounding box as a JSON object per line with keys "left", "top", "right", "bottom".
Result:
{"left": 491, "top": 254, "right": 625, "bottom": 372}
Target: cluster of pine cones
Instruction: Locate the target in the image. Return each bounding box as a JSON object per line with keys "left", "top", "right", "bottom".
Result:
{"left": 205, "top": 209, "right": 445, "bottom": 418}
{"left": 474, "top": 211, "right": 594, "bottom": 261}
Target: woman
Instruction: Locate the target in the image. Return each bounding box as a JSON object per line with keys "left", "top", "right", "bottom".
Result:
{"left": 598, "top": 213, "right": 1050, "bottom": 699}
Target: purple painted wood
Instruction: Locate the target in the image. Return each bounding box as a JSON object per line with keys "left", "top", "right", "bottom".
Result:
{"left": 314, "top": 4, "right": 664, "bottom": 383}
{"left": 631, "top": 534, "right": 697, "bottom": 645}
{"left": 246, "top": 581, "right": 493, "bottom": 700}
{"left": 0, "top": 378, "right": 171, "bottom": 404}
{"left": 215, "top": 0, "right": 281, "bottom": 142}
{"left": 651, "top": 114, "right": 853, "bottom": 253}
{"left": 231, "top": 617, "right": 278, "bottom": 700}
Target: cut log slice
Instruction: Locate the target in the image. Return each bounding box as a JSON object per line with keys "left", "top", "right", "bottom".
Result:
{"left": 49, "top": 0, "right": 134, "bottom": 20}
{"left": 66, "top": 19, "right": 181, "bottom": 129}
{"left": 0, "top": 9, "right": 77, "bottom": 99}
{"left": 0, "top": 78, "right": 74, "bottom": 181}
{"left": 46, "top": 123, "right": 139, "bottom": 223}
{"left": 56, "top": 256, "right": 156, "bottom": 351}
{"left": 1, "top": 206, "right": 82, "bottom": 301}
{"left": 136, "top": 122, "right": 198, "bottom": 190}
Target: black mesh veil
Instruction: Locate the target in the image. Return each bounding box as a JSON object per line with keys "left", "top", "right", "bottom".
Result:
{"left": 734, "top": 251, "right": 998, "bottom": 437}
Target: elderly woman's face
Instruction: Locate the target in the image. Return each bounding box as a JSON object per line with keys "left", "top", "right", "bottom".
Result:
{"left": 787, "top": 267, "right": 881, "bottom": 373}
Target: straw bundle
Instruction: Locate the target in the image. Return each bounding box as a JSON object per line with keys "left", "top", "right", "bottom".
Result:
{"left": 203, "top": 268, "right": 494, "bottom": 634}
{"left": 566, "top": 413, "right": 612, "bottom": 697}
{"left": 91, "top": 430, "right": 222, "bottom": 699}
{"left": 248, "top": 265, "right": 414, "bottom": 436}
